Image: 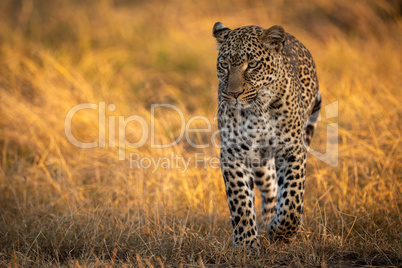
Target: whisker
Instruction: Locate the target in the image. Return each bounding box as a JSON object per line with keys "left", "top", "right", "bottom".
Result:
{"left": 253, "top": 102, "right": 263, "bottom": 115}
{"left": 255, "top": 99, "right": 267, "bottom": 113}
{"left": 209, "top": 98, "right": 219, "bottom": 113}
{"left": 215, "top": 101, "right": 225, "bottom": 118}
{"left": 256, "top": 98, "right": 277, "bottom": 111}
{"left": 209, "top": 97, "right": 218, "bottom": 105}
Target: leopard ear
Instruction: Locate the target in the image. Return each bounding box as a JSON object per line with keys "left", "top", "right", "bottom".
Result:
{"left": 212, "top": 22, "right": 231, "bottom": 50}
{"left": 260, "top": 25, "right": 285, "bottom": 50}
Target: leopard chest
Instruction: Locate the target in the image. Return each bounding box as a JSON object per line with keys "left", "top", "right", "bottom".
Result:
{"left": 218, "top": 107, "right": 278, "bottom": 160}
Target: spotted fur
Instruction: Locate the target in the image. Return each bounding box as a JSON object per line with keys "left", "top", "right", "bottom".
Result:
{"left": 213, "top": 22, "right": 321, "bottom": 249}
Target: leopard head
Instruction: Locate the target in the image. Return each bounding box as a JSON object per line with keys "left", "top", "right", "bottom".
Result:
{"left": 213, "top": 22, "right": 286, "bottom": 109}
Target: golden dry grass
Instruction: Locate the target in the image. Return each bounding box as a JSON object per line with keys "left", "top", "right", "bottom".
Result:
{"left": 0, "top": 0, "right": 401, "bottom": 267}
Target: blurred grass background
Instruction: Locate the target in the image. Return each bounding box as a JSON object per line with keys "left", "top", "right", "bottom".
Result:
{"left": 0, "top": 0, "right": 401, "bottom": 266}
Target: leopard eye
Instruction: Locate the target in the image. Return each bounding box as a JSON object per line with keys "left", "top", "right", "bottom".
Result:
{"left": 220, "top": 62, "right": 229, "bottom": 69}
{"left": 248, "top": 61, "right": 258, "bottom": 69}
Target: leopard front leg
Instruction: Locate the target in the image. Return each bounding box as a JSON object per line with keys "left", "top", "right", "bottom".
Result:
{"left": 254, "top": 158, "right": 277, "bottom": 229}
{"left": 221, "top": 153, "right": 260, "bottom": 250}
{"left": 268, "top": 149, "right": 307, "bottom": 241}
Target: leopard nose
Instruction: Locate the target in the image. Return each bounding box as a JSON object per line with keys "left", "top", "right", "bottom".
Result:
{"left": 228, "top": 91, "right": 243, "bottom": 98}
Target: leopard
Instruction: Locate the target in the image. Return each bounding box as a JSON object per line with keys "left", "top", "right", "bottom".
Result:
{"left": 212, "top": 22, "right": 321, "bottom": 250}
